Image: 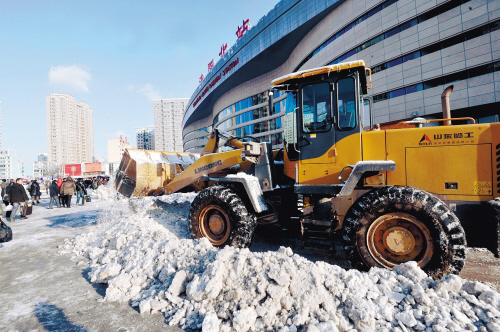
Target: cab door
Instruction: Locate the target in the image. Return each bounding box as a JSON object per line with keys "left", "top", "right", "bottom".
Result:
{"left": 334, "top": 76, "right": 362, "bottom": 175}
{"left": 298, "top": 81, "right": 335, "bottom": 164}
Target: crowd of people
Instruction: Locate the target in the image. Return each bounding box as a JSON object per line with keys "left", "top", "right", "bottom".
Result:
{"left": 0, "top": 176, "right": 108, "bottom": 222}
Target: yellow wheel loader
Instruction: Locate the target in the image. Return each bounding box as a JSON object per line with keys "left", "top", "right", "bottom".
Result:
{"left": 116, "top": 60, "right": 500, "bottom": 279}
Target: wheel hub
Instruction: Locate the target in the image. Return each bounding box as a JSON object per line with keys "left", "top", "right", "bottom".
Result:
{"left": 209, "top": 214, "right": 225, "bottom": 235}
{"left": 383, "top": 226, "right": 415, "bottom": 255}
{"left": 199, "top": 205, "right": 231, "bottom": 246}
{"left": 366, "top": 212, "right": 433, "bottom": 269}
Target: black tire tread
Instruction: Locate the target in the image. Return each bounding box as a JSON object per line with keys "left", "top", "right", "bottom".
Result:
{"left": 342, "top": 186, "right": 467, "bottom": 279}
{"left": 188, "top": 185, "right": 257, "bottom": 248}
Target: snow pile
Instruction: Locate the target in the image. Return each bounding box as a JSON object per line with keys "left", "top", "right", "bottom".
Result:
{"left": 61, "top": 194, "right": 500, "bottom": 332}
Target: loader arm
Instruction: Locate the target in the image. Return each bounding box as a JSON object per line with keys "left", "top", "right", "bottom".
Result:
{"left": 159, "top": 149, "right": 246, "bottom": 195}
{"left": 201, "top": 129, "right": 245, "bottom": 156}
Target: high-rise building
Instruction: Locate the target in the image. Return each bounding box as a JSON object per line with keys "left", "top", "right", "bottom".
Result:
{"left": 154, "top": 98, "right": 188, "bottom": 152}
{"left": 46, "top": 93, "right": 94, "bottom": 164}
{"left": 38, "top": 153, "right": 48, "bottom": 162}
{"left": 0, "top": 150, "right": 24, "bottom": 179}
{"left": 135, "top": 125, "right": 155, "bottom": 150}
{"left": 107, "top": 137, "right": 132, "bottom": 163}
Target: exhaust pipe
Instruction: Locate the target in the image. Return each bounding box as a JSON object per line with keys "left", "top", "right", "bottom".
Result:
{"left": 441, "top": 85, "right": 454, "bottom": 126}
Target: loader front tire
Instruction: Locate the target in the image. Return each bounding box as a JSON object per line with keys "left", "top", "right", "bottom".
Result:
{"left": 189, "top": 185, "right": 257, "bottom": 248}
{"left": 343, "top": 186, "right": 466, "bottom": 279}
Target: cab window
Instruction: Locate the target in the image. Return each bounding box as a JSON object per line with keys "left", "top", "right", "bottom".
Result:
{"left": 337, "top": 77, "right": 356, "bottom": 130}
{"left": 302, "top": 82, "right": 332, "bottom": 133}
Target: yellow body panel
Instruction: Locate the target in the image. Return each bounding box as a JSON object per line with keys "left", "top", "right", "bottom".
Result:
{"left": 406, "top": 144, "right": 492, "bottom": 196}
{"left": 298, "top": 133, "right": 361, "bottom": 184}
{"left": 384, "top": 124, "right": 495, "bottom": 200}
{"left": 362, "top": 130, "right": 386, "bottom": 160}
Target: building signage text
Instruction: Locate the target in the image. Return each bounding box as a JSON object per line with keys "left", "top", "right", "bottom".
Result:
{"left": 236, "top": 19, "right": 250, "bottom": 39}
{"left": 219, "top": 43, "right": 228, "bottom": 57}
{"left": 193, "top": 58, "right": 239, "bottom": 108}
{"left": 419, "top": 132, "right": 475, "bottom": 146}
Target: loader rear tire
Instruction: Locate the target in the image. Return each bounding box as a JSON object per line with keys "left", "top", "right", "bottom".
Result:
{"left": 342, "top": 186, "right": 466, "bottom": 279}
{"left": 189, "top": 185, "right": 257, "bottom": 248}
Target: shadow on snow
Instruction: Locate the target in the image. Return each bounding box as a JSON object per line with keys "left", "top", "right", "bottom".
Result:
{"left": 45, "top": 210, "right": 99, "bottom": 228}
{"left": 35, "top": 302, "right": 86, "bottom": 332}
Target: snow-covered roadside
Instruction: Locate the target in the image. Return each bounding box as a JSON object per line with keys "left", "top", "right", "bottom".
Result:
{"left": 60, "top": 193, "right": 500, "bottom": 332}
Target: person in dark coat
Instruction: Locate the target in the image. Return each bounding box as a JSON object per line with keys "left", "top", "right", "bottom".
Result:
{"left": 2, "top": 179, "right": 9, "bottom": 205}
{"left": 30, "top": 180, "right": 41, "bottom": 204}
{"left": 1, "top": 179, "right": 7, "bottom": 198}
{"left": 61, "top": 177, "right": 76, "bottom": 208}
{"left": 57, "top": 178, "right": 65, "bottom": 207}
{"left": 48, "top": 181, "right": 60, "bottom": 209}
{"left": 4, "top": 179, "right": 14, "bottom": 206}
{"left": 9, "top": 178, "right": 29, "bottom": 222}
{"left": 75, "top": 179, "right": 87, "bottom": 206}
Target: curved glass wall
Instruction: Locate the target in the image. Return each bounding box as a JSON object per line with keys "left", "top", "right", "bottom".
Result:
{"left": 296, "top": 0, "right": 472, "bottom": 71}
{"left": 184, "top": 0, "right": 498, "bottom": 153}
{"left": 372, "top": 61, "right": 500, "bottom": 103}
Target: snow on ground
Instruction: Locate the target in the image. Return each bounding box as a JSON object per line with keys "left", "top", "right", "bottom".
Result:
{"left": 60, "top": 192, "right": 500, "bottom": 332}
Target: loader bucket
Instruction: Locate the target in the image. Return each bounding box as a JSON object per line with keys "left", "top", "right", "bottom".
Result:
{"left": 115, "top": 149, "right": 200, "bottom": 197}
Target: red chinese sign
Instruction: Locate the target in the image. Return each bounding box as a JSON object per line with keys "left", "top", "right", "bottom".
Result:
{"left": 236, "top": 19, "right": 250, "bottom": 39}
{"left": 85, "top": 162, "right": 101, "bottom": 173}
{"left": 208, "top": 59, "right": 215, "bottom": 72}
{"left": 64, "top": 164, "right": 82, "bottom": 177}
{"left": 199, "top": 74, "right": 205, "bottom": 83}
{"left": 193, "top": 58, "right": 239, "bottom": 108}
{"left": 219, "top": 43, "right": 228, "bottom": 57}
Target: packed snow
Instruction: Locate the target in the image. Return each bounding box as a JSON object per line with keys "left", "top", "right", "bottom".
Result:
{"left": 60, "top": 191, "right": 500, "bottom": 332}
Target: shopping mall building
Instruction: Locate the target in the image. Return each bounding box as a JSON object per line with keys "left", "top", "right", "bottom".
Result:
{"left": 183, "top": 0, "right": 499, "bottom": 153}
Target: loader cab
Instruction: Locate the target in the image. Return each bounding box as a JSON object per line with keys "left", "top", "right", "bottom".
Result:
{"left": 270, "top": 60, "right": 372, "bottom": 185}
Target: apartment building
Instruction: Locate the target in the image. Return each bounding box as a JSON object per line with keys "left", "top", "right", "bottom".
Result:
{"left": 23, "top": 160, "right": 60, "bottom": 179}
{"left": 0, "top": 150, "right": 24, "bottom": 179}
{"left": 46, "top": 93, "right": 94, "bottom": 164}
{"left": 135, "top": 125, "right": 155, "bottom": 150}
{"left": 154, "top": 98, "right": 188, "bottom": 152}
{"left": 107, "top": 137, "right": 133, "bottom": 163}
{"left": 38, "top": 153, "right": 48, "bottom": 162}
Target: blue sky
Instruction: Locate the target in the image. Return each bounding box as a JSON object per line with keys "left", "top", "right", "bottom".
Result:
{"left": 0, "top": 0, "right": 277, "bottom": 161}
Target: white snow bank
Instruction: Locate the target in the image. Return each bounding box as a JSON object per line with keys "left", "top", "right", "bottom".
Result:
{"left": 60, "top": 194, "right": 500, "bottom": 332}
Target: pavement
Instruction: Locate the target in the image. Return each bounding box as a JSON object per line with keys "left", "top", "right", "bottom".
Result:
{"left": 0, "top": 194, "right": 182, "bottom": 332}
{"left": 1, "top": 193, "right": 500, "bottom": 331}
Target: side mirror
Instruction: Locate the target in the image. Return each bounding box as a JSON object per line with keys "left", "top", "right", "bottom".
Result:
{"left": 363, "top": 98, "right": 373, "bottom": 130}
{"left": 268, "top": 89, "right": 274, "bottom": 114}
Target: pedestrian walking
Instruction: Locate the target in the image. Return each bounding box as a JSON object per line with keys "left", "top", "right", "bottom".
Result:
{"left": 9, "top": 178, "right": 29, "bottom": 222}
{"left": 0, "top": 179, "right": 9, "bottom": 205}
{"left": 61, "top": 177, "right": 76, "bottom": 208}
{"left": 75, "top": 178, "right": 87, "bottom": 206}
{"left": 29, "top": 179, "right": 41, "bottom": 204}
{"left": 4, "top": 179, "right": 14, "bottom": 206}
{"left": 45, "top": 179, "right": 51, "bottom": 195}
{"left": 48, "top": 181, "right": 60, "bottom": 209}
{"left": 1, "top": 179, "right": 8, "bottom": 199}
{"left": 57, "top": 177, "right": 65, "bottom": 207}
{"left": 92, "top": 177, "right": 99, "bottom": 190}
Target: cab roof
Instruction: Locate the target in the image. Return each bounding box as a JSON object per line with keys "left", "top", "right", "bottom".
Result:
{"left": 271, "top": 60, "right": 368, "bottom": 93}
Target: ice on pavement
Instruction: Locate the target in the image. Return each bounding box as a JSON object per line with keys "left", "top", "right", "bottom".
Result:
{"left": 60, "top": 192, "right": 500, "bottom": 332}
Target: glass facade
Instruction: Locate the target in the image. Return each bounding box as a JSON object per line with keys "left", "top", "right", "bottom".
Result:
{"left": 371, "top": 20, "right": 500, "bottom": 75}
{"left": 214, "top": 91, "right": 285, "bottom": 148}
{"left": 184, "top": 0, "right": 500, "bottom": 153}
{"left": 325, "top": 0, "right": 471, "bottom": 68}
